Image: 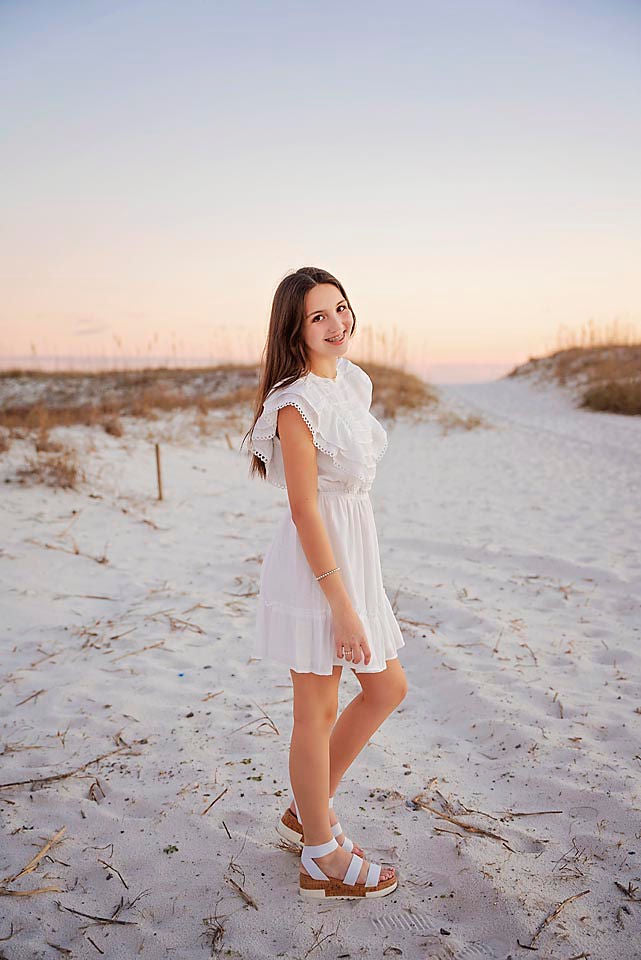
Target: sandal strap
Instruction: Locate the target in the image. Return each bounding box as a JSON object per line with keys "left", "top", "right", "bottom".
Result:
{"left": 366, "top": 861, "right": 382, "bottom": 887}
{"left": 331, "top": 821, "right": 356, "bottom": 853}
{"left": 301, "top": 836, "right": 338, "bottom": 880}
{"left": 343, "top": 852, "right": 363, "bottom": 886}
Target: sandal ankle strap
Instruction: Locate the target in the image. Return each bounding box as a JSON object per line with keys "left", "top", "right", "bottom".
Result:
{"left": 302, "top": 836, "right": 338, "bottom": 857}
{"left": 301, "top": 836, "right": 339, "bottom": 881}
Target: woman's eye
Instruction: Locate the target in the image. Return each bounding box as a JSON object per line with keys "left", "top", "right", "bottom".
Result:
{"left": 312, "top": 305, "right": 347, "bottom": 322}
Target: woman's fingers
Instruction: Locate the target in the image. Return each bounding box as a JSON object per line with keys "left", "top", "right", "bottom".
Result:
{"left": 335, "top": 636, "right": 371, "bottom": 665}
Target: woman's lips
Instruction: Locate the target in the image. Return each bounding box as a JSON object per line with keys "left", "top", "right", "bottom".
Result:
{"left": 325, "top": 331, "right": 346, "bottom": 344}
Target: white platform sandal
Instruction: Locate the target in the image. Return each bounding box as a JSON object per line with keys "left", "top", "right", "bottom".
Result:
{"left": 299, "top": 835, "right": 398, "bottom": 899}
{"left": 277, "top": 793, "right": 362, "bottom": 855}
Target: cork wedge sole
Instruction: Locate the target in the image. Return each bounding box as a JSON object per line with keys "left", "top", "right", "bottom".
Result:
{"left": 277, "top": 808, "right": 305, "bottom": 847}
{"left": 298, "top": 836, "right": 398, "bottom": 901}
{"left": 299, "top": 871, "right": 398, "bottom": 899}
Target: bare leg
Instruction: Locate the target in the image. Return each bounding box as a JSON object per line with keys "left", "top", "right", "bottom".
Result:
{"left": 328, "top": 658, "right": 408, "bottom": 797}
{"left": 289, "top": 666, "right": 341, "bottom": 845}
{"left": 290, "top": 665, "right": 396, "bottom": 883}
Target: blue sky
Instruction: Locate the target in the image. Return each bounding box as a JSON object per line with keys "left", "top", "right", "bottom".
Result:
{"left": 1, "top": 0, "right": 640, "bottom": 379}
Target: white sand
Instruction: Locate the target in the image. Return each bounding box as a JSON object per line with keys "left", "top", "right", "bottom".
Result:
{"left": 1, "top": 372, "right": 639, "bottom": 958}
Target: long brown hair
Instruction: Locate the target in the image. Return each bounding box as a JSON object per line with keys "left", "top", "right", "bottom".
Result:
{"left": 242, "top": 266, "right": 357, "bottom": 480}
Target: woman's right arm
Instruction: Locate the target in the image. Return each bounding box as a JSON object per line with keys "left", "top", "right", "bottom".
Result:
{"left": 277, "top": 405, "right": 371, "bottom": 666}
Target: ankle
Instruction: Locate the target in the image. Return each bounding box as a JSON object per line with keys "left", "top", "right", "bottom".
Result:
{"left": 304, "top": 835, "right": 335, "bottom": 848}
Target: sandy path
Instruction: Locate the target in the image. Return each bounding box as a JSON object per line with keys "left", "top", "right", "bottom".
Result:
{"left": 0, "top": 378, "right": 639, "bottom": 958}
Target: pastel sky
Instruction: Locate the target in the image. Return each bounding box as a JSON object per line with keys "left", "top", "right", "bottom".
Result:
{"left": 1, "top": 0, "right": 640, "bottom": 381}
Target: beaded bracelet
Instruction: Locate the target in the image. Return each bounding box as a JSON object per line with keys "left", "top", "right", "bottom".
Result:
{"left": 315, "top": 566, "right": 340, "bottom": 581}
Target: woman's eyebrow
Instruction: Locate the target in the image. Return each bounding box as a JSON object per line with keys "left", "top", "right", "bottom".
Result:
{"left": 305, "top": 298, "right": 346, "bottom": 319}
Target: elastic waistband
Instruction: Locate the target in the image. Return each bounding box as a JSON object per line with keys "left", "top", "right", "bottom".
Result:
{"left": 316, "top": 488, "right": 370, "bottom": 499}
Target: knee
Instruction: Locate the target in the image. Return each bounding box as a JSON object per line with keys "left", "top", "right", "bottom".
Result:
{"left": 293, "top": 699, "right": 337, "bottom": 731}
{"left": 394, "top": 672, "right": 408, "bottom": 705}
{"left": 388, "top": 673, "right": 408, "bottom": 708}
{"left": 363, "top": 672, "right": 407, "bottom": 712}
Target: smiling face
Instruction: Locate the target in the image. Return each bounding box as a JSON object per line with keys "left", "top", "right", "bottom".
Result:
{"left": 301, "top": 283, "right": 353, "bottom": 372}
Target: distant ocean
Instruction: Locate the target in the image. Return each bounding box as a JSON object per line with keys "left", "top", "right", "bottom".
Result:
{"left": 0, "top": 355, "right": 516, "bottom": 384}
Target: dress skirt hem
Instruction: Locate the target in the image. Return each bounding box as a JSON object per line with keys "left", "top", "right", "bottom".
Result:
{"left": 251, "top": 651, "right": 403, "bottom": 676}
{"left": 253, "top": 593, "right": 405, "bottom": 676}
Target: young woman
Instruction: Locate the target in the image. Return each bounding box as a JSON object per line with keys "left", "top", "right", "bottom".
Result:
{"left": 245, "top": 266, "right": 407, "bottom": 900}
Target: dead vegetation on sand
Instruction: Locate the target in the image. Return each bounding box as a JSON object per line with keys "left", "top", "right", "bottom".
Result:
{"left": 0, "top": 365, "right": 259, "bottom": 435}
{"left": 0, "top": 360, "right": 482, "bottom": 492}
{"left": 355, "top": 359, "right": 438, "bottom": 419}
{"left": 15, "top": 445, "right": 85, "bottom": 490}
{"left": 0, "top": 359, "right": 448, "bottom": 451}
{"left": 508, "top": 344, "right": 641, "bottom": 416}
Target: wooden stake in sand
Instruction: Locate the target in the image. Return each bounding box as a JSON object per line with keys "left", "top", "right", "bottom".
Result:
{"left": 155, "top": 443, "right": 163, "bottom": 501}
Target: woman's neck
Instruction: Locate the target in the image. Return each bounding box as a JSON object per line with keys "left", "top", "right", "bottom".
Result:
{"left": 306, "top": 354, "right": 338, "bottom": 380}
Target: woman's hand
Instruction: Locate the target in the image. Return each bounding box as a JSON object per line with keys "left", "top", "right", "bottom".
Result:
{"left": 332, "top": 605, "right": 372, "bottom": 667}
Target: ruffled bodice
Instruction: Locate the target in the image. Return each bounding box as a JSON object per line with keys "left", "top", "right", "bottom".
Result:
{"left": 249, "top": 356, "right": 388, "bottom": 493}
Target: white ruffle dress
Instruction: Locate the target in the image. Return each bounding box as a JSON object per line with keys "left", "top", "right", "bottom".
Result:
{"left": 249, "top": 355, "right": 405, "bottom": 675}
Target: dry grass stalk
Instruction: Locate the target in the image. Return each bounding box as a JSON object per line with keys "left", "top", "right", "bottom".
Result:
{"left": 519, "top": 888, "right": 590, "bottom": 949}
{"left": 15, "top": 445, "right": 84, "bottom": 490}
{"left": 45, "top": 943, "right": 72, "bottom": 956}
{"left": 88, "top": 779, "right": 106, "bottom": 803}
{"left": 303, "top": 921, "right": 341, "bottom": 957}
{"left": 15, "top": 688, "right": 45, "bottom": 707}
{"left": 614, "top": 880, "right": 641, "bottom": 901}
{"left": 29, "top": 650, "right": 58, "bottom": 669}
{"left": 229, "top": 699, "right": 280, "bottom": 737}
{"left": 0, "top": 744, "right": 41, "bottom": 757}
{"left": 411, "top": 793, "right": 514, "bottom": 851}
{"left": 97, "top": 858, "right": 129, "bottom": 889}
{"left": 164, "top": 614, "right": 204, "bottom": 634}
{"left": 201, "top": 899, "right": 228, "bottom": 955}
{"left": 55, "top": 901, "right": 137, "bottom": 926}
{"left": 110, "top": 640, "right": 165, "bottom": 663}
{"left": 503, "top": 809, "right": 563, "bottom": 818}
{"left": 0, "top": 745, "right": 129, "bottom": 791}
{"left": 0, "top": 884, "right": 63, "bottom": 896}
{"left": 554, "top": 316, "right": 639, "bottom": 350}
{"left": 24, "top": 538, "right": 108, "bottom": 565}
{"left": 2, "top": 826, "right": 67, "bottom": 885}
{"left": 201, "top": 786, "right": 228, "bottom": 816}
{"left": 225, "top": 876, "right": 258, "bottom": 909}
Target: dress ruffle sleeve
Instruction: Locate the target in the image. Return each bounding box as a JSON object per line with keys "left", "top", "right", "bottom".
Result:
{"left": 249, "top": 361, "right": 387, "bottom": 489}
{"left": 347, "top": 361, "right": 374, "bottom": 410}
